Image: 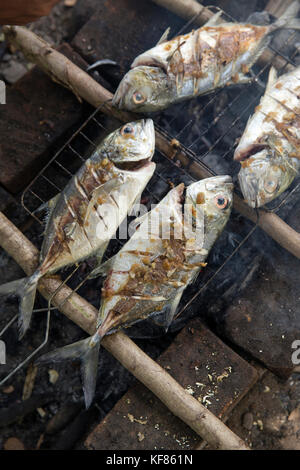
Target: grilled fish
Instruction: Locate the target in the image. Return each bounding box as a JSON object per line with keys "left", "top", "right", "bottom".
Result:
{"left": 113, "top": 2, "right": 300, "bottom": 112}
{"left": 0, "top": 120, "right": 156, "bottom": 338}
{"left": 38, "top": 175, "right": 233, "bottom": 407}
{"left": 235, "top": 66, "right": 300, "bottom": 207}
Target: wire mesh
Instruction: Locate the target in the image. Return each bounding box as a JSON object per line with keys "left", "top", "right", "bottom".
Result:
{"left": 1, "top": 4, "right": 300, "bottom": 383}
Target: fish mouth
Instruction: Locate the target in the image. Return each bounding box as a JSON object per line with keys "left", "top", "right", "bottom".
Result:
{"left": 131, "top": 56, "right": 167, "bottom": 73}
{"left": 143, "top": 117, "right": 155, "bottom": 143}
{"left": 238, "top": 170, "right": 259, "bottom": 208}
{"left": 234, "top": 144, "right": 268, "bottom": 161}
{"left": 207, "top": 175, "right": 233, "bottom": 184}
{"left": 112, "top": 76, "right": 131, "bottom": 109}
{"left": 204, "top": 175, "right": 234, "bottom": 190}
{"left": 115, "top": 157, "right": 153, "bottom": 171}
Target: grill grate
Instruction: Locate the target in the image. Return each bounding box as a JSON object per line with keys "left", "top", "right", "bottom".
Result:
{"left": 1, "top": 4, "right": 300, "bottom": 384}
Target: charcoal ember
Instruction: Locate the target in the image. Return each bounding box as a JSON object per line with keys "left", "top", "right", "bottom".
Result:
{"left": 0, "top": 394, "right": 53, "bottom": 427}
{"left": 242, "top": 411, "right": 254, "bottom": 430}
{"left": 51, "top": 407, "right": 98, "bottom": 450}
{"left": 45, "top": 401, "right": 83, "bottom": 435}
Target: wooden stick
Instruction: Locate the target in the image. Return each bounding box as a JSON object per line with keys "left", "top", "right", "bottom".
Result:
{"left": 0, "top": 212, "right": 248, "bottom": 450}
{"left": 151, "top": 0, "right": 213, "bottom": 23}
{"left": 3, "top": 24, "right": 300, "bottom": 260}
{"left": 266, "top": 0, "right": 294, "bottom": 17}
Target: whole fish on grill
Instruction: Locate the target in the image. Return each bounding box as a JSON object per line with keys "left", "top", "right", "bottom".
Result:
{"left": 235, "top": 66, "right": 300, "bottom": 207}
{"left": 38, "top": 175, "right": 233, "bottom": 407}
{"left": 112, "top": 1, "right": 300, "bottom": 112}
{"left": 0, "top": 120, "right": 156, "bottom": 338}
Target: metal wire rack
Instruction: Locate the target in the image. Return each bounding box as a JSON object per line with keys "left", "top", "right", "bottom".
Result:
{"left": 1, "top": 4, "right": 300, "bottom": 385}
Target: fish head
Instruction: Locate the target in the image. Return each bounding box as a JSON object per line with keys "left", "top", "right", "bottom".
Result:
{"left": 112, "top": 66, "right": 174, "bottom": 112}
{"left": 103, "top": 119, "right": 155, "bottom": 168}
{"left": 185, "top": 175, "right": 233, "bottom": 248}
{"left": 238, "top": 148, "right": 297, "bottom": 208}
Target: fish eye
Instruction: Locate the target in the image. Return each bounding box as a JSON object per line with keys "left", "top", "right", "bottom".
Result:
{"left": 121, "top": 124, "right": 134, "bottom": 136}
{"left": 264, "top": 178, "right": 278, "bottom": 194}
{"left": 214, "top": 194, "right": 228, "bottom": 209}
{"left": 133, "top": 91, "right": 146, "bottom": 104}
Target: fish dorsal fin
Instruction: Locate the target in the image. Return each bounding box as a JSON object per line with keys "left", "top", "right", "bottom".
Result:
{"left": 156, "top": 27, "right": 171, "bottom": 45}
{"left": 34, "top": 192, "right": 60, "bottom": 217}
{"left": 37, "top": 193, "right": 61, "bottom": 237}
{"left": 204, "top": 10, "right": 224, "bottom": 27}
{"left": 266, "top": 66, "right": 278, "bottom": 93}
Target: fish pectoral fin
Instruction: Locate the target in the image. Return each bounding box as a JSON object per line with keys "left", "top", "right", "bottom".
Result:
{"left": 94, "top": 241, "right": 110, "bottom": 266}
{"left": 33, "top": 193, "right": 61, "bottom": 215}
{"left": 36, "top": 335, "right": 101, "bottom": 408}
{"left": 150, "top": 288, "right": 184, "bottom": 332}
{"left": 204, "top": 10, "right": 224, "bottom": 26}
{"left": 246, "top": 39, "right": 270, "bottom": 71}
{"left": 265, "top": 66, "right": 278, "bottom": 93}
{"left": 35, "top": 193, "right": 61, "bottom": 235}
{"left": 156, "top": 26, "right": 171, "bottom": 45}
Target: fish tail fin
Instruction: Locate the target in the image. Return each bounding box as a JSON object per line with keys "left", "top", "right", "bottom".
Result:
{"left": 0, "top": 270, "right": 42, "bottom": 339}
{"left": 270, "top": 1, "right": 300, "bottom": 32}
{"left": 36, "top": 334, "right": 101, "bottom": 408}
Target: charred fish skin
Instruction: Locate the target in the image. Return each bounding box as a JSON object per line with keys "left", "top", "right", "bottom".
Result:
{"left": 235, "top": 66, "right": 300, "bottom": 208}
{"left": 38, "top": 176, "right": 233, "bottom": 408}
{"left": 0, "top": 120, "right": 156, "bottom": 339}
{"left": 112, "top": 2, "right": 300, "bottom": 112}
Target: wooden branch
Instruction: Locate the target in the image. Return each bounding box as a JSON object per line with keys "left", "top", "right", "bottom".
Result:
{"left": 3, "top": 25, "right": 300, "bottom": 261}
{"left": 151, "top": 0, "right": 213, "bottom": 23}
{"left": 0, "top": 212, "right": 248, "bottom": 450}
{"left": 265, "top": 0, "right": 294, "bottom": 17}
